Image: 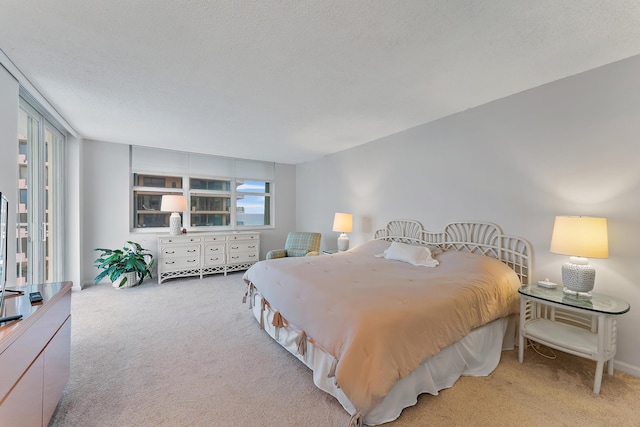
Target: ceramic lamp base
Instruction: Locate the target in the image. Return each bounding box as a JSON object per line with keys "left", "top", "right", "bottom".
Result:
{"left": 561, "top": 257, "right": 595, "bottom": 293}
{"left": 169, "top": 212, "right": 182, "bottom": 235}
{"left": 337, "top": 233, "right": 349, "bottom": 252}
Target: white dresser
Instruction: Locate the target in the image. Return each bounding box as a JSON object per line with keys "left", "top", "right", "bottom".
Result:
{"left": 157, "top": 232, "right": 260, "bottom": 284}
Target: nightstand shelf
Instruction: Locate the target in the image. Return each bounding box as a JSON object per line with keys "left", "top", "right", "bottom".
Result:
{"left": 524, "top": 318, "right": 598, "bottom": 356}
{"left": 518, "top": 284, "right": 630, "bottom": 394}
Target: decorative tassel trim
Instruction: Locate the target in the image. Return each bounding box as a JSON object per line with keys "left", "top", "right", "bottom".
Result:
{"left": 348, "top": 412, "right": 363, "bottom": 427}
{"left": 243, "top": 282, "right": 256, "bottom": 309}
{"left": 328, "top": 358, "right": 338, "bottom": 378}
{"left": 272, "top": 310, "right": 285, "bottom": 340}
{"left": 259, "top": 298, "right": 270, "bottom": 330}
{"left": 242, "top": 283, "right": 249, "bottom": 304}
{"left": 272, "top": 311, "right": 285, "bottom": 328}
{"left": 296, "top": 331, "right": 307, "bottom": 356}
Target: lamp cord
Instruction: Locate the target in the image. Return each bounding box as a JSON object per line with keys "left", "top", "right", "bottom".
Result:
{"left": 526, "top": 339, "right": 556, "bottom": 360}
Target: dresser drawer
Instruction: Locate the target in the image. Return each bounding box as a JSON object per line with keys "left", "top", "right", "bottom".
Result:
{"left": 161, "top": 245, "right": 200, "bottom": 258}
{"left": 203, "top": 235, "right": 227, "bottom": 242}
{"left": 204, "top": 253, "right": 225, "bottom": 266}
{"left": 228, "top": 252, "right": 258, "bottom": 263}
{"left": 228, "top": 233, "right": 259, "bottom": 241}
{"left": 160, "top": 256, "right": 200, "bottom": 271}
{"left": 159, "top": 236, "right": 202, "bottom": 244}
{"left": 204, "top": 243, "right": 225, "bottom": 255}
{"left": 228, "top": 241, "right": 259, "bottom": 253}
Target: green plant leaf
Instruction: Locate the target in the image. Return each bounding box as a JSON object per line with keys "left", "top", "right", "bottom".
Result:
{"left": 94, "top": 269, "right": 109, "bottom": 284}
{"left": 94, "top": 241, "right": 154, "bottom": 286}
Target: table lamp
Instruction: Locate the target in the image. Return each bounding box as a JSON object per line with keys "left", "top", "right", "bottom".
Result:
{"left": 161, "top": 195, "right": 187, "bottom": 235}
{"left": 332, "top": 212, "right": 353, "bottom": 252}
{"left": 549, "top": 216, "right": 608, "bottom": 295}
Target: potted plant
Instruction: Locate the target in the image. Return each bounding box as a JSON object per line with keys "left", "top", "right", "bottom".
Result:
{"left": 94, "top": 241, "right": 155, "bottom": 288}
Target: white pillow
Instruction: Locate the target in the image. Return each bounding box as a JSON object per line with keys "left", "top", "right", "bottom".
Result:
{"left": 383, "top": 242, "right": 439, "bottom": 267}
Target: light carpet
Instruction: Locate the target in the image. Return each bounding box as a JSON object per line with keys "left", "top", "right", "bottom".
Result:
{"left": 50, "top": 273, "right": 640, "bottom": 427}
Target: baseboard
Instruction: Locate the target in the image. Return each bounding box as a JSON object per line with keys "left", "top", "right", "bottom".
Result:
{"left": 614, "top": 359, "right": 640, "bottom": 378}
{"left": 80, "top": 281, "right": 94, "bottom": 290}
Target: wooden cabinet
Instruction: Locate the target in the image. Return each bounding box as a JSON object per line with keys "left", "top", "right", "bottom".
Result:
{"left": 0, "top": 281, "right": 72, "bottom": 427}
{"left": 158, "top": 232, "right": 260, "bottom": 284}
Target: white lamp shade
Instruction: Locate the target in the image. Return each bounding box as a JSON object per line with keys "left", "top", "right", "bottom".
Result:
{"left": 332, "top": 213, "right": 353, "bottom": 233}
{"left": 161, "top": 195, "right": 187, "bottom": 213}
{"left": 550, "top": 216, "right": 608, "bottom": 259}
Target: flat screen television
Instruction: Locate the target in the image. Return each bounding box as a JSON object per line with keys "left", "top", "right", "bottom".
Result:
{"left": 0, "top": 192, "right": 8, "bottom": 306}
{"left": 0, "top": 191, "right": 22, "bottom": 323}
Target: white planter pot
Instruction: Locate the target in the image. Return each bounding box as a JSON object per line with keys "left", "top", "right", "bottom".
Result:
{"left": 113, "top": 272, "right": 138, "bottom": 288}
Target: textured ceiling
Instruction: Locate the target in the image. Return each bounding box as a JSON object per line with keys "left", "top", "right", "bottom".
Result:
{"left": 1, "top": 1, "right": 639, "bottom": 164}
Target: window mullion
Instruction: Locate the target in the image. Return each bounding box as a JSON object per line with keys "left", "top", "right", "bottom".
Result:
{"left": 231, "top": 179, "right": 236, "bottom": 229}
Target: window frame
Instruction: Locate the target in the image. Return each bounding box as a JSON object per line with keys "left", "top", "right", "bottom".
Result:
{"left": 187, "top": 175, "right": 233, "bottom": 229}
{"left": 130, "top": 172, "right": 274, "bottom": 233}
{"left": 131, "top": 173, "right": 185, "bottom": 230}
{"left": 17, "top": 96, "right": 66, "bottom": 285}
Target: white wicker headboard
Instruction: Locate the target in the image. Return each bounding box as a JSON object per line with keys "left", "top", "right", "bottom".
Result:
{"left": 374, "top": 220, "right": 532, "bottom": 285}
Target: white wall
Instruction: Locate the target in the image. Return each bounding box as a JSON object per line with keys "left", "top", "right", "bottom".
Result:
{"left": 65, "top": 134, "right": 83, "bottom": 290}
{"left": 81, "top": 140, "right": 297, "bottom": 287}
{"left": 0, "top": 66, "right": 19, "bottom": 284}
{"left": 296, "top": 54, "right": 640, "bottom": 375}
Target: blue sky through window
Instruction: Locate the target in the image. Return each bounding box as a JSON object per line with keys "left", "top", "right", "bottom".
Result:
{"left": 236, "top": 180, "right": 265, "bottom": 193}
{"left": 236, "top": 181, "right": 268, "bottom": 217}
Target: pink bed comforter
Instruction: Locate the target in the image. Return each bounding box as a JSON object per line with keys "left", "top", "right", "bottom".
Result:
{"left": 243, "top": 239, "right": 521, "bottom": 416}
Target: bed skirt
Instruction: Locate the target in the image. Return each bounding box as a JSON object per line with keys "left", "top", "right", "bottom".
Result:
{"left": 249, "top": 289, "right": 517, "bottom": 426}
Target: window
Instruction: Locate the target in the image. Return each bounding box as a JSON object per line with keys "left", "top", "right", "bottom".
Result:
{"left": 17, "top": 97, "right": 65, "bottom": 285}
{"left": 130, "top": 147, "right": 274, "bottom": 231}
{"left": 189, "top": 178, "right": 231, "bottom": 227}
{"left": 236, "top": 180, "right": 271, "bottom": 226}
{"left": 132, "top": 174, "right": 183, "bottom": 228}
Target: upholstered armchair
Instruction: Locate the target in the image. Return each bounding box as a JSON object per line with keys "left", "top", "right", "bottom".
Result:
{"left": 266, "top": 232, "right": 321, "bottom": 260}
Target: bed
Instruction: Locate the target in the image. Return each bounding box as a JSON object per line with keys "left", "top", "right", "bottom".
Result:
{"left": 242, "top": 220, "right": 531, "bottom": 426}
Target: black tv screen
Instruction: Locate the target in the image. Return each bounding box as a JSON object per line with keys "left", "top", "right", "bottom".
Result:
{"left": 0, "top": 192, "right": 8, "bottom": 313}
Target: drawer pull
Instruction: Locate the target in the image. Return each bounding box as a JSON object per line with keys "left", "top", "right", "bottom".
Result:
{"left": 210, "top": 248, "right": 219, "bottom": 251}
{"left": 166, "top": 250, "right": 175, "bottom": 254}
{"left": 231, "top": 246, "right": 239, "bottom": 250}
{"left": 187, "top": 259, "right": 196, "bottom": 263}
{"left": 188, "top": 249, "right": 196, "bottom": 253}
{"left": 210, "top": 257, "right": 219, "bottom": 261}
{"left": 249, "top": 254, "right": 256, "bottom": 258}
{"left": 166, "top": 261, "right": 175, "bottom": 265}
{"left": 248, "top": 245, "right": 256, "bottom": 249}
{"left": 232, "top": 256, "right": 239, "bottom": 259}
